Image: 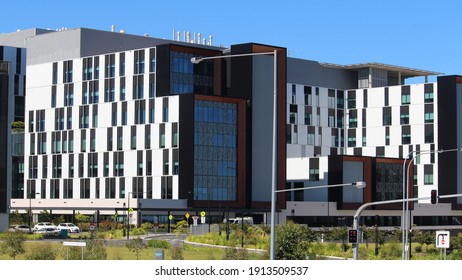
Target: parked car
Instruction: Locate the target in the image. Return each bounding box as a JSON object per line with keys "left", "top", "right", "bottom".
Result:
{"left": 34, "top": 227, "right": 60, "bottom": 237}
{"left": 57, "top": 223, "right": 80, "bottom": 233}
{"left": 8, "top": 224, "right": 33, "bottom": 233}
{"left": 33, "top": 222, "right": 54, "bottom": 231}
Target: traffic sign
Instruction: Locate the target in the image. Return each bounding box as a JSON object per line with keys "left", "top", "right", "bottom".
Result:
{"left": 200, "top": 211, "right": 206, "bottom": 217}
{"left": 168, "top": 215, "right": 173, "bottom": 220}
{"left": 128, "top": 208, "right": 134, "bottom": 213}
{"left": 436, "top": 230, "right": 450, "bottom": 248}
{"left": 201, "top": 216, "right": 206, "bottom": 224}
{"left": 185, "top": 213, "right": 190, "bottom": 219}
{"left": 193, "top": 215, "right": 198, "bottom": 226}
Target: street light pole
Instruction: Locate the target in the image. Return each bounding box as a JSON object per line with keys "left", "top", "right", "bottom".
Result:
{"left": 28, "top": 191, "right": 39, "bottom": 233}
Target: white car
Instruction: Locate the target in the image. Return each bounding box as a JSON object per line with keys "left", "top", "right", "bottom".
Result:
{"left": 33, "top": 222, "right": 54, "bottom": 231}
{"left": 34, "top": 227, "right": 60, "bottom": 237}
{"left": 57, "top": 223, "right": 80, "bottom": 233}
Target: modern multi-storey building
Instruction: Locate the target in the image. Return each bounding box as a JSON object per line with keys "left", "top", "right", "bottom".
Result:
{"left": 283, "top": 60, "right": 462, "bottom": 229}
{"left": 1, "top": 28, "right": 287, "bottom": 226}
{"left": 0, "top": 45, "right": 26, "bottom": 231}
{"left": 1, "top": 27, "right": 462, "bottom": 230}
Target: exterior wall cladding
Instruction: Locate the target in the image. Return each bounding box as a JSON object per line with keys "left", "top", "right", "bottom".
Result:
{"left": 3, "top": 27, "right": 462, "bottom": 227}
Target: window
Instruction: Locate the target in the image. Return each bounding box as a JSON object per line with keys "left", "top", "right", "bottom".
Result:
{"left": 425, "top": 124, "right": 434, "bottom": 143}
{"left": 425, "top": 104, "right": 434, "bottom": 123}
{"left": 121, "top": 102, "right": 127, "bottom": 125}
{"left": 159, "top": 124, "right": 165, "bottom": 148}
{"left": 304, "top": 86, "right": 312, "bottom": 106}
{"left": 119, "top": 53, "right": 125, "bottom": 76}
{"left": 328, "top": 89, "right": 335, "bottom": 108}
{"left": 104, "top": 54, "right": 115, "bottom": 78}
{"left": 131, "top": 126, "right": 137, "bottom": 150}
{"left": 304, "top": 106, "right": 312, "bottom": 125}
{"left": 104, "top": 78, "right": 115, "bottom": 102}
{"left": 289, "top": 104, "right": 297, "bottom": 124}
{"left": 134, "top": 49, "right": 145, "bottom": 74}
{"left": 348, "top": 110, "right": 357, "bottom": 128}
{"left": 172, "top": 123, "right": 178, "bottom": 147}
{"left": 63, "top": 60, "right": 73, "bottom": 83}
{"left": 133, "top": 75, "right": 144, "bottom": 99}
{"left": 424, "top": 165, "right": 433, "bottom": 185}
{"left": 402, "top": 125, "right": 411, "bottom": 144}
{"left": 149, "top": 48, "right": 156, "bottom": 73}
{"left": 134, "top": 100, "right": 146, "bottom": 124}
{"left": 424, "top": 84, "right": 434, "bottom": 103}
{"left": 347, "top": 90, "right": 356, "bottom": 109}
{"left": 383, "top": 107, "right": 391, "bottom": 126}
{"left": 362, "top": 128, "right": 367, "bottom": 147}
{"left": 400, "top": 106, "right": 409, "bottom": 125}
{"left": 309, "top": 158, "right": 319, "bottom": 181}
{"left": 401, "top": 86, "right": 411, "bottom": 105}
{"left": 137, "top": 151, "right": 143, "bottom": 176}
{"left": 348, "top": 129, "right": 356, "bottom": 147}
{"left": 120, "top": 77, "right": 126, "bottom": 101}
{"left": 307, "top": 127, "right": 315, "bottom": 145}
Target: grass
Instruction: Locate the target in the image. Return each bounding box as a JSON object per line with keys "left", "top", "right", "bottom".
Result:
{"left": 0, "top": 240, "right": 263, "bottom": 260}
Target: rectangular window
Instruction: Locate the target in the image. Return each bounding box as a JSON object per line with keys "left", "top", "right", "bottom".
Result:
{"left": 104, "top": 152, "right": 109, "bottom": 177}
{"left": 121, "top": 102, "right": 127, "bottom": 125}
{"left": 348, "top": 129, "right": 356, "bottom": 147}
{"left": 119, "top": 178, "right": 125, "bottom": 199}
{"left": 402, "top": 125, "right": 411, "bottom": 144}
{"left": 304, "top": 106, "right": 312, "bottom": 125}
{"left": 120, "top": 77, "right": 126, "bottom": 101}
{"left": 309, "top": 158, "right": 319, "bottom": 181}
{"left": 137, "top": 151, "right": 143, "bottom": 176}
{"left": 424, "top": 84, "right": 434, "bottom": 103}
{"left": 149, "top": 48, "right": 156, "bottom": 73}
{"left": 304, "top": 86, "right": 312, "bottom": 106}
{"left": 425, "top": 124, "right": 434, "bottom": 143}
{"left": 362, "top": 128, "right": 367, "bottom": 147}
{"left": 289, "top": 104, "right": 297, "bottom": 124}
{"left": 117, "top": 127, "right": 123, "bottom": 150}
{"left": 149, "top": 73, "right": 155, "bottom": 98}
{"left": 160, "top": 124, "right": 165, "bottom": 148}
{"left": 119, "top": 53, "right": 125, "bottom": 77}
{"left": 424, "top": 165, "right": 433, "bottom": 185}
{"left": 425, "top": 104, "right": 434, "bottom": 123}
{"left": 163, "top": 98, "right": 169, "bottom": 122}
{"left": 347, "top": 90, "right": 356, "bottom": 109}
{"left": 401, "top": 86, "right": 411, "bottom": 105}
{"left": 63, "top": 60, "right": 73, "bottom": 83}
{"left": 145, "top": 125, "right": 151, "bottom": 149}
{"left": 134, "top": 49, "right": 145, "bottom": 74}
{"left": 104, "top": 78, "right": 115, "bottom": 102}
{"left": 131, "top": 126, "right": 137, "bottom": 150}
{"left": 68, "top": 154, "right": 74, "bottom": 178}
{"left": 111, "top": 102, "right": 117, "bottom": 126}
{"left": 348, "top": 110, "right": 357, "bottom": 128}
{"left": 383, "top": 107, "right": 392, "bottom": 126}
{"left": 133, "top": 75, "right": 144, "bottom": 99}
{"left": 149, "top": 99, "right": 155, "bottom": 123}
{"left": 163, "top": 149, "right": 169, "bottom": 175}
{"left": 172, "top": 123, "right": 178, "bottom": 147}
{"left": 400, "top": 106, "right": 409, "bottom": 125}
{"left": 146, "top": 150, "right": 152, "bottom": 176}
{"left": 104, "top": 54, "right": 115, "bottom": 78}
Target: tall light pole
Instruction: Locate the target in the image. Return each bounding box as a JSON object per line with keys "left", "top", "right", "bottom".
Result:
{"left": 274, "top": 181, "right": 366, "bottom": 259}
{"left": 191, "top": 49, "right": 278, "bottom": 259}
{"left": 402, "top": 147, "right": 462, "bottom": 260}
{"left": 28, "top": 191, "right": 39, "bottom": 233}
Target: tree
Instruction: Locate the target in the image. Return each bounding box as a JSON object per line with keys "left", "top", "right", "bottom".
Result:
{"left": 330, "top": 226, "right": 349, "bottom": 252}
{"left": 126, "top": 237, "right": 147, "bottom": 260}
{"left": 274, "top": 221, "right": 316, "bottom": 260}
{"left": 417, "top": 231, "right": 434, "bottom": 253}
{"left": 38, "top": 210, "right": 52, "bottom": 223}
{"left": 0, "top": 232, "right": 26, "bottom": 260}
{"left": 172, "top": 220, "right": 189, "bottom": 235}
{"left": 9, "top": 210, "right": 23, "bottom": 225}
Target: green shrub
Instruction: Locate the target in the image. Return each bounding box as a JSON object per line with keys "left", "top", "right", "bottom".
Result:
{"left": 130, "top": 227, "right": 147, "bottom": 236}
{"left": 171, "top": 246, "right": 184, "bottom": 260}
{"left": 414, "top": 245, "right": 422, "bottom": 253}
{"left": 148, "top": 239, "right": 171, "bottom": 249}
{"left": 25, "top": 243, "right": 57, "bottom": 260}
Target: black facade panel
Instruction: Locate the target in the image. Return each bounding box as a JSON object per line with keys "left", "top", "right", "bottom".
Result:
{"left": 156, "top": 44, "right": 170, "bottom": 97}
{"left": 0, "top": 75, "right": 8, "bottom": 212}
{"left": 437, "top": 76, "right": 459, "bottom": 201}
{"left": 178, "top": 94, "right": 195, "bottom": 206}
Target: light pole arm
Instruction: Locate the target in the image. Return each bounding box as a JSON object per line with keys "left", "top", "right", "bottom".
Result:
{"left": 191, "top": 51, "right": 276, "bottom": 64}
{"left": 275, "top": 182, "right": 366, "bottom": 193}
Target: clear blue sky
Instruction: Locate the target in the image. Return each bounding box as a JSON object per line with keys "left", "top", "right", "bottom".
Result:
{"left": 2, "top": 0, "right": 462, "bottom": 79}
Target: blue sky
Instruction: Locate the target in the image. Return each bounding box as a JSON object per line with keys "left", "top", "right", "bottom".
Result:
{"left": 2, "top": 0, "right": 462, "bottom": 79}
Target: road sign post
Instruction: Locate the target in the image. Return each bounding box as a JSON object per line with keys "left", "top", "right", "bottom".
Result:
{"left": 436, "top": 230, "right": 450, "bottom": 260}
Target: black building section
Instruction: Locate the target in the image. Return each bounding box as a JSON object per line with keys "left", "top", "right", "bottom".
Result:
{"left": 437, "top": 75, "right": 461, "bottom": 207}
{"left": 0, "top": 68, "right": 8, "bottom": 213}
